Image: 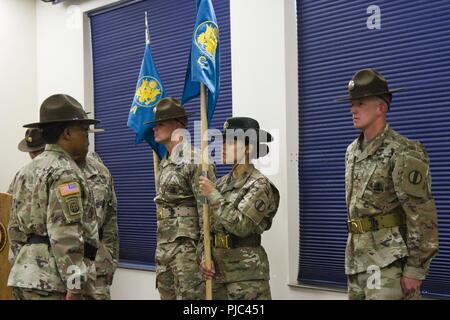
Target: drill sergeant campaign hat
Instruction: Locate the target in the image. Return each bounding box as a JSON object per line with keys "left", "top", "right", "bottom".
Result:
{"left": 17, "top": 128, "right": 46, "bottom": 152}
{"left": 23, "top": 94, "right": 101, "bottom": 129}
{"left": 145, "top": 97, "right": 196, "bottom": 126}
{"left": 336, "top": 68, "right": 402, "bottom": 105}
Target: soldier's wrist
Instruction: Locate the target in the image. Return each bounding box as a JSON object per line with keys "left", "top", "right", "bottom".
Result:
{"left": 207, "top": 189, "right": 222, "bottom": 205}
{"left": 403, "top": 265, "right": 427, "bottom": 280}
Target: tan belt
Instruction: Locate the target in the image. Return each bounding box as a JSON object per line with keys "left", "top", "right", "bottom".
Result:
{"left": 157, "top": 207, "right": 197, "bottom": 220}
{"left": 347, "top": 212, "right": 405, "bottom": 234}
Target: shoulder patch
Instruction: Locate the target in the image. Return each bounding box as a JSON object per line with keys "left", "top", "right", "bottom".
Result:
{"left": 255, "top": 199, "right": 266, "bottom": 212}
{"left": 399, "top": 155, "right": 429, "bottom": 198}
{"left": 66, "top": 196, "right": 82, "bottom": 216}
{"left": 59, "top": 182, "right": 80, "bottom": 197}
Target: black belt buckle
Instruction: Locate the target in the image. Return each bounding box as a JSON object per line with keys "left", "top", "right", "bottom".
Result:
{"left": 168, "top": 207, "right": 176, "bottom": 218}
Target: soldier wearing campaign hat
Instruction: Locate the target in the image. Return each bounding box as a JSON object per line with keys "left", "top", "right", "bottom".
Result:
{"left": 199, "top": 117, "right": 280, "bottom": 300}
{"left": 17, "top": 128, "right": 46, "bottom": 159}
{"left": 150, "top": 97, "right": 216, "bottom": 300}
{"left": 8, "top": 94, "right": 101, "bottom": 300}
{"left": 340, "top": 69, "right": 438, "bottom": 299}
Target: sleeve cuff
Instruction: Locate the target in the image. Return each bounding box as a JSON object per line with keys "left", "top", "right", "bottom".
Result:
{"left": 66, "top": 289, "right": 83, "bottom": 295}
{"left": 207, "top": 189, "right": 222, "bottom": 205}
{"left": 403, "top": 265, "right": 427, "bottom": 280}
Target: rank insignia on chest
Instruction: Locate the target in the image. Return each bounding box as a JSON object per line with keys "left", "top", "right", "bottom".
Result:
{"left": 373, "top": 181, "right": 385, "bottom": 193}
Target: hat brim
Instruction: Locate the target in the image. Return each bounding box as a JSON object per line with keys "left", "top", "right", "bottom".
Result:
{"left": 17, "top": 139, "right": 45, "bottom": 153}
{"left": 222, "top": 128, "right": 274, "bottom": 143}
{"left": 88, "top": 128, "right": 105, "bottom": 133}
{"left": 144, "top": 112, "right": 197, "bottom": 125}
{"left": 335, "top": 88, "right": 403, "bottom": 103}
{"left": 23, "top": 118, "right": 100, "bottom": 128}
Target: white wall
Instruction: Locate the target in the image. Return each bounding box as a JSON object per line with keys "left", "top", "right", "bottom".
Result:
{"left": 0, "top": 0, "right": 37, "bottom": 192}
{"left": 34, "top": 0, "right": 347, "bottom": 300}
{"left": 230, "top": 0, "right": 345, "bottom": 300}
{"left": 231, "top": 0, "right": 293, "bottom": 298}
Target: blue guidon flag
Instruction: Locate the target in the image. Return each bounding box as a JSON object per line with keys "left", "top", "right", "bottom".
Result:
{"left": 182, "top": 0, "right": 220, "bottom": 125}
{"left": 127, "top": 41, "right": 167, "bottom": 159}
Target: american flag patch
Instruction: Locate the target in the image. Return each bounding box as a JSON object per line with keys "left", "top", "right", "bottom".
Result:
{"left": 59, "top": 182, "right": 80, "bottom": 197}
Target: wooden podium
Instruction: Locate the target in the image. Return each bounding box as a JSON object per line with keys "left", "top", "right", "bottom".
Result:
{"left": 0, "top": 193, "right": 13, "bottom": 300}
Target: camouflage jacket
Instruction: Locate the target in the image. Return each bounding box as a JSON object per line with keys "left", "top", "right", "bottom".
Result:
{"left": 207, "top": 165, "right": 280, "bottom": 283}
{"left": 7, "top": 144, "right": 98, "bottom": 294}
{"left": 154, "top": 142, "right": 216, "bottom": 247}
{"left": 345, "top": 125, "right": 439, "bottom": 279}
{"left": 81, "top": 152, "right": 119, "bottom": 282}
{"left": 7, "top": 171, "right": 20, "bottom": 264}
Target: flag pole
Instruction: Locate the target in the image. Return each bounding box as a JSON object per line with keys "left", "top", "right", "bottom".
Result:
{"left": 145, "top": 11, "right": 161, "bottom": 182}
{"left": 153, "top": 152, "right": 159, "bottom": 180}
{"left": 200, "top": 83, "right": 213, "bottom": 300}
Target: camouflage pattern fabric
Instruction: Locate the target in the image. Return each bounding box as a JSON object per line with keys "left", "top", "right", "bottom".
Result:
{"left": 12, "top": 287, "right": 65, "bottom": 300}
{"left": 154, "top": 142, "right": 215, "bottom": 300}
{"left": 345, "top": 125, "right": 439, "bottom": 284}
{"left": 156, "top": 237, "right": 205, "bottom": 300}
{"left": 7, "top": 144, "right": 98, "bottom": 296}
{"left": 207, "top": 164, "right": 280, "bottom": 300}
{"left": 347, "top": 259, "right": 420, "bottom": 300}
{"left": 82, "top": 152, "right": 119, "bottom": 300}
{"left": 7, "top": 171, "right": 21, "bottom": 265}
{"left": 213, "top": 279, "right": 271, "bottom": 300}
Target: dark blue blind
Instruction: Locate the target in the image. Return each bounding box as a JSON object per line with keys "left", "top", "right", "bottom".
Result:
{"left": 297, "top": 0, "right": 450, "bottom": 297}
{"left": 90, "top": 0, "right": 232, "bottom": 269}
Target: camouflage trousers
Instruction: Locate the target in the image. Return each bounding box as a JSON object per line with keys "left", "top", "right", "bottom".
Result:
{"left": 156, "top": 237, "right": 204, "bottom": 300}
{"left": 12, "top": 288, "right": 65, "bottom": 300}
{"left": 347, "top": 259, "right": 421, "bottom": 300}
{"left": 84, "top": 274, "right": 111, "bottom": 300}
{"left": 212, "top": 280, "right": 271, "bottom": 300}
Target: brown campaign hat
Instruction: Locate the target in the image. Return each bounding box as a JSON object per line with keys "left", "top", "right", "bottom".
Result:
{"left": 23, "top": 94, "right": 100, "bottom": 128}
{"left": 336, "top": 68, "right": 402, "bottom": 103}
{"left": 18, "top": 128, "right": 46, "bottom": 152}
{"left": 145, "top": 97, "right": 196, "bottom": 126}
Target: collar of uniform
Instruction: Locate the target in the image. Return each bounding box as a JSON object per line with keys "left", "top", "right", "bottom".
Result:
{"left": 45, "top": 143, "right": 73, "bottom": 159}
{"left": 356, "top": 124, "right": 390, "bottom": 162}
{"left": 227, "top": 164, "right": 255, "bottom": 189}
{"left": 82, "top": 153, "right": 100, "bottom": 178}
{"left": 161, "top": 141, "right": 192, "bottom": 167}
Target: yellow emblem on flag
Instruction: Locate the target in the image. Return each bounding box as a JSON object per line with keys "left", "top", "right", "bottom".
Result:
{"left": 195, "top": 21, "right": 219, "bottom": 61}
{"left": 135, "top": 77, "right": 162, "bottom": 107}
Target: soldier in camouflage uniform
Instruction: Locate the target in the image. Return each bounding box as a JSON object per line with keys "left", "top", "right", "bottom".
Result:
{"left": 199, "top": 117, "right": 280, "bottom": 300}
{"left": 17, "top": 128, "right": 46, "bottom": 160}
{"left": 7, "top": 128, "right": 46, "bottom": 195}
{"left": 7, "top": 94, "right": 100, "bottom": 300}
{"left": 148, "top": 97, "right": 216, "bottom": 300}
{"left": 81, "top": 151, "right": 119, "bottom": 300}
{"left": 6, "top": 128, "right": 46, "bottom": 267}
{"left": 338, "top": 69, "right": 439, "bottom": 299}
